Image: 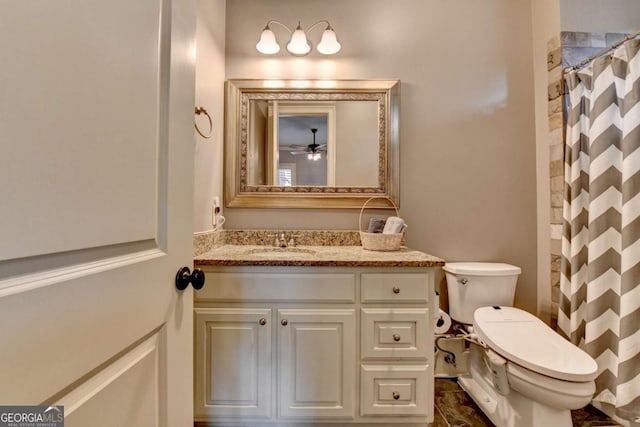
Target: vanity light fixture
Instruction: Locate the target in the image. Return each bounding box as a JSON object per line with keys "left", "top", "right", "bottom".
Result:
{"left": 256, "top": 20, "right": 341, "bottom": 56}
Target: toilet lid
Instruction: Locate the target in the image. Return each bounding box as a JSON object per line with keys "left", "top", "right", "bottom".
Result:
{"left": 473, "top": 306, "right": 598, "bottom": 382}
{"left": 443, "top": 262, "right": 521, "bottom": 276}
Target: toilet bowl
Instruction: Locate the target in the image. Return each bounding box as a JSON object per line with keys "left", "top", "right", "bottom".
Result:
{"left": 460, "top": 306, "right": 598, "bottom": 427}
{"left": 444, "top": 263, "right": 598, "bottom": 427}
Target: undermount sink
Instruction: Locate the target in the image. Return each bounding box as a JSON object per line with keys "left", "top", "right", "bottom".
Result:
{"left": 247, "top": 247, "right": 317, "bottom": 258}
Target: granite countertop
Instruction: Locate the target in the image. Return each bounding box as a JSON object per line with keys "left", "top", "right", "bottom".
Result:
{"left": 194, "top": 244, "right": 445, "bottom": 268}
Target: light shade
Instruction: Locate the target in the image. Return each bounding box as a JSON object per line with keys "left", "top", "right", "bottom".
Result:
{"left": 256, "top": 26, "right": 280, "bottom": 55}
{"left": 256, "top": 20, "right": 340, "bottom": 56}
{"left": 286, "top": 24, "right": 311, "bottom": 56}
{"left": 317, "top": 27, "right": 341, "bottom": 55}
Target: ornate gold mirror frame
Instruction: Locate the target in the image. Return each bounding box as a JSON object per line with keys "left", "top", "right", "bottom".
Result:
{"left": 224, "top": 79, "right": 400, "bottom": 208}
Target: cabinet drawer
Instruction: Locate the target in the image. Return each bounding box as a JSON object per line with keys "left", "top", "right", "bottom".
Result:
{"left": 361, "top": 273, "right": 430, "bottom": 303}
{"left": 360, "top": 365, "right": 429, "bottom": 416}
{"left": 361, "top": 308, "right": 429, "bottom": 360}
{"left": 197, "top": 272, "right": 356, "bottom": 302}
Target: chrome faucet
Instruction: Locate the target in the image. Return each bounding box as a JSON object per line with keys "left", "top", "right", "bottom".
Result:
{"left": 278, "top": 232, "right": 288, "bottom": 248}
{"left": 273, "top": 232, "right": 296, "bottom": 248}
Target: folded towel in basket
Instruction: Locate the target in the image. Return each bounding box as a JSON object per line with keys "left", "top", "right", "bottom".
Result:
{"left": 367, "top": 218, "right": 387, "bottom": 233}
{"left": 382, "top": 216, "right": 407, "bottom": 234}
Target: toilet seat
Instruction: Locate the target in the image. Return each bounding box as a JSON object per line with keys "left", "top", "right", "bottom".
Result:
{"left": 473, "top": 306, "right": 598, "bottom": 382}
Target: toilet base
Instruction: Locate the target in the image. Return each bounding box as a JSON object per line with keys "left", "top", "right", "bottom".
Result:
{"left": 459, "top": 375, "right": 572, "bottom": 427}
{"left": 458, "top": 345, "right": 573, "bottom": 427}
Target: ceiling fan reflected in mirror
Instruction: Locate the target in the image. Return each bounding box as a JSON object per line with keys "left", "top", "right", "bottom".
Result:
{"left": 284, "top": 128, "right": 326, "bottom": 161}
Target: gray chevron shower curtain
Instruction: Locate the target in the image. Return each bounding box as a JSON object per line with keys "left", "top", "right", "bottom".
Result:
{"left": 560, "top": 39, "right": 640, "bottom": 421}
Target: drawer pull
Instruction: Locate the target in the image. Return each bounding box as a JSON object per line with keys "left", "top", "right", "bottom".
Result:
{"left": 259, "top": 318, "right": 267, "bottom": 326}
{"left": 392, "top": 392, "right": 400, "bottom": 400}
{"left": 392, "top": 286, "right": 400, "bottom": 294}
{"left": 393, "top": 334, "right": 401, "bottom": 342}
{"left": 281, "top": 319, "right": 289, "bottom": 326}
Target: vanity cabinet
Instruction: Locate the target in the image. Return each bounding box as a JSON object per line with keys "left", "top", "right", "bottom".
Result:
{"left": 194, "top": 267, "right": 435, "bottom": 426}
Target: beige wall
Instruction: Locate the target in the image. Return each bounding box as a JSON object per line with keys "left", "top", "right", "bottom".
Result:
{"left": 560, "top": 0, "right": 640, "bottom": 32}
{"left": 218, "top": 0, "right": 539, "bottom": 314}
{"left": 194, "top": 0, "right": 225, "bottom": 232}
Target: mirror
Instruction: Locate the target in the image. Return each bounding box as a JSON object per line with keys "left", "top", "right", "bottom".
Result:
{"left": 249, "top": 100, "right": 380, "bottom": 188}
{"left": 224, "top": 79, "right": 400, "bottom": 208}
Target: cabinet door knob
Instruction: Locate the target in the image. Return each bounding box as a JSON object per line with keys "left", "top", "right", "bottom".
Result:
{"left": 393, "top": 392, "right": 400, "bottom": 400}
{"left": 393, "top": 334, "right": 401, "bottom": 342}
{"left": 281, "top": 319, "right": 288, "bottom": 326}
{"left": 392, "top": 286, "right": 400, "bottom": 294}
{"left": 259, "top": 318, "right": 267, "bottom": 326}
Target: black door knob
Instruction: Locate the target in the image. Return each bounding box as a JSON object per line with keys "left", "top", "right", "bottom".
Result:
{"left": 175, "top": 266, "right": 206, "bottom": 291}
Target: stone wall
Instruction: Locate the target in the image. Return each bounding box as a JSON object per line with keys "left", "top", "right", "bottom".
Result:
{"left": 547, "top": 35, "right": 563, "bottom": 329}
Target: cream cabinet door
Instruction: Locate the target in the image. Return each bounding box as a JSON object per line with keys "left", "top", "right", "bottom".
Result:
{"left": 0, "top": 0, "right": 195, "bottom": 425}
{"left": 194, "top": 308, "right": 272, "bottom": 420}
{"left": 277, "top": 309, "right": 356, "bottom": 419}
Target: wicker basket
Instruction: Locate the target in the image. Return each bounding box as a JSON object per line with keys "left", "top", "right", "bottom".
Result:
{"left": 359, "top": 196, "right": 403, "bottom": 251}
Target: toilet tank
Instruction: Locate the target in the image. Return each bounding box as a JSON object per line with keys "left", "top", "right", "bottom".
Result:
{"left": 444, "top": 262, "right": 521, "bottom": 324}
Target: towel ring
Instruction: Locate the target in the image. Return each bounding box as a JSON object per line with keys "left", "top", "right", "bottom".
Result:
{"left": 194, "top": 106, "right": 212, "bottom": 139}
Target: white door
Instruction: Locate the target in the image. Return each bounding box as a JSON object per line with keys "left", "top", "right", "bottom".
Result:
{"left": 0, "top": 0, "right": 196, "bottom": 426}
{"left": 278, "top": 309, "right": 356, "bottom": 420}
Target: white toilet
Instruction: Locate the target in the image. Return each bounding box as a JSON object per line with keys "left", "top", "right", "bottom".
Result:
{"left": 444, "top": 262, "right": 598, "bottom": 427}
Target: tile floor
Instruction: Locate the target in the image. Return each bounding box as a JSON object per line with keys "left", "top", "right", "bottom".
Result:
{"left": 434, "top": 378, "right": 621, "bottom": 427}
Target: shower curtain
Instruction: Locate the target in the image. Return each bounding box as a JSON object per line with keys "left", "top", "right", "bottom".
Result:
{"left": 560, "top": 38, "right": 640, "bottom": 421}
